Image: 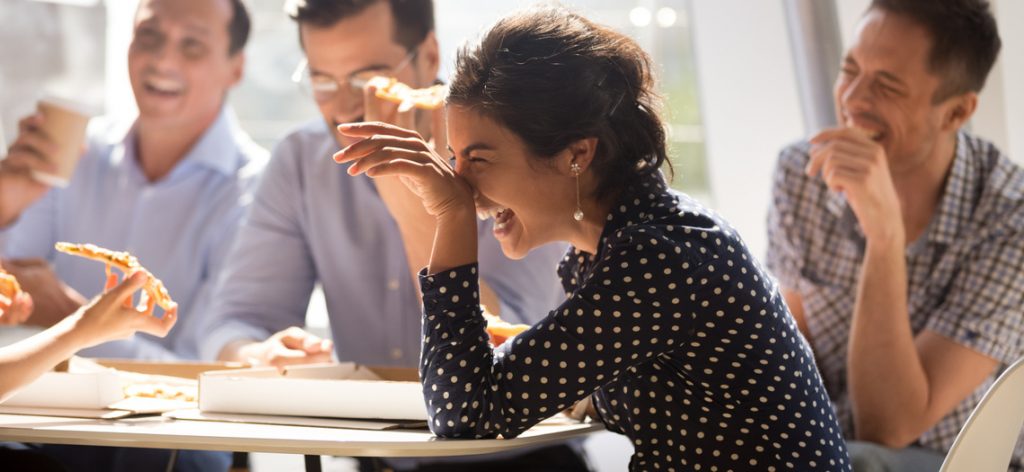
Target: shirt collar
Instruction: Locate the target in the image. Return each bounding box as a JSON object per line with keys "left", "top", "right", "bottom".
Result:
{"left": 598, "top": 172, "right": 670, "bottom": 251}
{"left": 116, "top": 106, "right": 243, "bottom": 177}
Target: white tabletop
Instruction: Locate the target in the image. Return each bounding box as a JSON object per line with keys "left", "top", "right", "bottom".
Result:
{"left": 0, "top": 413, "right": 601, "bottom": 457}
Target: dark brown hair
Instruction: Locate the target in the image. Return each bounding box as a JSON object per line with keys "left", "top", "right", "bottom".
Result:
{"left": 447, "top": 7, "right": 669, "bottom": 200}
{"left": 227, "top": 0, "right": 251, "bottom": 56}
{"left": 285, "top": 0, "right": 434, "bottom": 51}
{"left": 869, "top": 0, "right": 1001, "bottom": 102}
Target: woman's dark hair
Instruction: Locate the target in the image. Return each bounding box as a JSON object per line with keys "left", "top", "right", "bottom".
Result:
{"left": 447, "top": 7, "right": 669, "bottom": 200}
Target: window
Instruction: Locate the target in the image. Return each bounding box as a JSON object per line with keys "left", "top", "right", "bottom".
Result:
{"left": 430, "top": 1, "right": 707, "bottom": 195}
{"left": 0, "top": 0, "right": 106, "bottom": 149}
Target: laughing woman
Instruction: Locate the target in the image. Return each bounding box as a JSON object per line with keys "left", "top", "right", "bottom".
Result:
{"left": 335, "top": 7, "right": 850, "bottom": 471}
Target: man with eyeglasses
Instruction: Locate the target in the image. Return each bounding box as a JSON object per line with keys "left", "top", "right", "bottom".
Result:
{"left": 199, "top": 1, "right": 583, "bottom": 469}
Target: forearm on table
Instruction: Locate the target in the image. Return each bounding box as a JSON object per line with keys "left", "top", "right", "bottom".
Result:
{"left": 847, "top": 236, "right": 929, "bottom": 445}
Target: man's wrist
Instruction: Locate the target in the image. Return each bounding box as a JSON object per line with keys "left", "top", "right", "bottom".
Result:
{"left": 864, "top": 224, "right": 905, "bottom": 255}
{"left": 220, "top": 339, "right": 260, "bottom": 363}
{"left": 0, "top": 177, "right": 16, "bottom": 229}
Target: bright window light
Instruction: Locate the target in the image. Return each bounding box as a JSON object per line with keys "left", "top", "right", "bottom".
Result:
{"left": 629, "top": 6, "right": 652, "bottom": 28}
{"left": 657, "top": 7, "right": 678, "bottom": 28}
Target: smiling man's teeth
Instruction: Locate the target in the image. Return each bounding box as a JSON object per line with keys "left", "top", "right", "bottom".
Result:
{"left": 146, "top": 77, "right": 183, "bottom": 93}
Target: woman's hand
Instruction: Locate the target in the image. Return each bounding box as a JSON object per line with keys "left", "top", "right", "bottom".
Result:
{"left": 0, "top": 291, "right": 33, "bottom": 325}
{"left": 333, "top": 122, "right": 475, "bottom": 219}
{"left": 69, "top": 271, "right": 177, "bottom": 349}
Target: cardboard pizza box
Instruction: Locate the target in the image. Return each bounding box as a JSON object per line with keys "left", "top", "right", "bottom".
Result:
{"left": 198, "top": 362, "right": 427, "bottom": 421}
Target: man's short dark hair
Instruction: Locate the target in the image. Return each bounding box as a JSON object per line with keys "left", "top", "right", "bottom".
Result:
{"left": 284, "top": 0, "right": 434, "bottom": 51}
{"left": 228, "top": 0, "right": 252, "bottom": 56}
{"left": 869, "top": 0, "right": 1001, "bottom": 102}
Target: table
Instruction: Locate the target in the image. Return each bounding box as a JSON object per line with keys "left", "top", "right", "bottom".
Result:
{"left": 0, "top": 413, "right": 602, "bottom": 471}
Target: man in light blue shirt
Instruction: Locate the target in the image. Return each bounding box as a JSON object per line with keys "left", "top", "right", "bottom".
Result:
{"left": 0, "top": 0, "right": 265, "bottom": 364}
{"left": 3, "top": 109, "right": 265, "bottom": 361}
{"left": 0, "top": 1, "right": 262, "bottom": 470}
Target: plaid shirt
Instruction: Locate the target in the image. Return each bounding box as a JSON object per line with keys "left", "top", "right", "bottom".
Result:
{"left": 766, "top": 131, "right": 1024, "bottom": 470}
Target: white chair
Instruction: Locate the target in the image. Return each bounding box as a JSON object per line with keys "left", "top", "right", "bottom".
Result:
{"left": 940, "top": 356, "right": 1024, "bottom": 472}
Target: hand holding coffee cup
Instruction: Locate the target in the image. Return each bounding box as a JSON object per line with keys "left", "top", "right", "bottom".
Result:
{"left": 29, "top": 96, "right": 92, "bottom": 187}
{"left": 0, "top": 97, "right": 91, "bottom": 227}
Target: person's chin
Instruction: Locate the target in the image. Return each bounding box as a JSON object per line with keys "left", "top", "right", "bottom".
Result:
{"left": 497, "top": 226, "right": 531, "bottom": 260}
{"left": 137, "top": 104, "right": 184, "bottom": 123}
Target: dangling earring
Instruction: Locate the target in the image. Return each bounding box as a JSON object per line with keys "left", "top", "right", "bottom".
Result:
{"left": 571, "top": 162, "right": 584, "bottom": 221}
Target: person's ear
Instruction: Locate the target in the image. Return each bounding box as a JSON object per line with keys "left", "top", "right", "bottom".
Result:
{"left": 942, "top": 91, "right": 977, "bottom": 132}
{"left": 559, "top": 137, "right": 599, "bottom": 175}
{"left": 416, "top": 31, "right": 441, "bottom": 83}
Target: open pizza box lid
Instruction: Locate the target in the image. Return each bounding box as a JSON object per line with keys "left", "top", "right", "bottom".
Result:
{"left": 0, "top": 357, "right": 246, "bottom": 419}
{"left": 197, "top": 362, "right": 428, "bottom": 425}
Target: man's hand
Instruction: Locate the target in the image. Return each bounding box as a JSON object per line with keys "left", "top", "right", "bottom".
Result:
{"left": 359, "top": 82, "right": 447, "bottom": 276}
{"left": 0, "top": 113, "right": 59, "bottom": 227}
{"left": 235, "top": 327, "right": 334, "bottom": 370}
{"left": 3, "top": 259, "right": 86, "bottom": 328}
{"left": 807, "top": 127, "right": 904, "bottom": 244}
{"left": 362, "top": 82, "right": 447, "bottom": 222}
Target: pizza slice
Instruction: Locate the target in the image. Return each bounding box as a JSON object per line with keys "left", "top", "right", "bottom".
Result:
{"left": 54, "top": 242, "right": 176, "bottom": 311}
{"left": 483, "top": 312, "right": 530, "bottom": 347}
{"left": 0, "top": 269, "right": 22, "bottom": 301}
{"left": 366, "top": 76, "right": 446, "bottom": 111}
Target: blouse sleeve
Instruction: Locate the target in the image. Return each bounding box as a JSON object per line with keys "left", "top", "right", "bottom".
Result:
{"left": 418, "top": 229, "right": 707, "bottom": 439}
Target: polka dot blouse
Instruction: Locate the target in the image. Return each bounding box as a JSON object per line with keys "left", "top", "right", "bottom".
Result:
{"left": 418, "top": 174, "right": 851, "bottom": 471}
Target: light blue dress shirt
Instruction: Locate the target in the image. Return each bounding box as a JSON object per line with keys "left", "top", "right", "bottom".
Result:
{"left": 199, "top": 119, "right": 567, "bottom": 367}
{"left": 2, "top": 108, "right": 268, "bottom": 360}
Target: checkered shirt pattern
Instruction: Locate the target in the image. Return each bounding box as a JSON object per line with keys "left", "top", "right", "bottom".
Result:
{"left": 766, "top": 131, "right": 1024, "bottom": 471}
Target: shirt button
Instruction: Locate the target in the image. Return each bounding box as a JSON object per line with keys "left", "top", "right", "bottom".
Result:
{"left": 387, "top": 278, "right": 400, "bottom": 290}
{"left": 390, "top": 348, "right": 403, "bottom": 360}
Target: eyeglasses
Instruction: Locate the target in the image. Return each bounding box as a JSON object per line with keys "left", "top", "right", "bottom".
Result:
{"left": 291, "top": 49, "right": 419, "bottom": 104}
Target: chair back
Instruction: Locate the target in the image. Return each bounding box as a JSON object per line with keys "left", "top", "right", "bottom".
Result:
{"left": 940, "top": 356, "right": 1024, "bottom": 472}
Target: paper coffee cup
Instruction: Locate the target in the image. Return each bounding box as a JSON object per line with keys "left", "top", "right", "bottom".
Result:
{"left": 31, "top": 96, "right": 92, "bottom": 188}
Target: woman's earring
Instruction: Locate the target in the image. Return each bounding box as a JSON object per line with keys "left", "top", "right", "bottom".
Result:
{"left": 571, "top": 162, "right": 584, "bottom": 221}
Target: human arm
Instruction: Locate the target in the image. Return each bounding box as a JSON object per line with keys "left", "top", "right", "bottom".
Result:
{"left": 1, "top": 258, "right": 86, "bottom": 328}
{"left": 0, "top": 113, "right": 60, "bottom": 228}
{"left": 806, "top": 128, "right": 1001, "bottom": 446}
{"left": 357, "top": 91, "right": 504, "bottom": 313}
{"left": 197, "top": 139, "right": 328, "bottom": 367}
{"left": 416, "top": 229, "right": 701, "bottom": 438}
{"left": 765, "top": 144, "right": 817, "bottom": 343}
{"left": 0, "top": 271, "right": 176, "bottom": 400}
